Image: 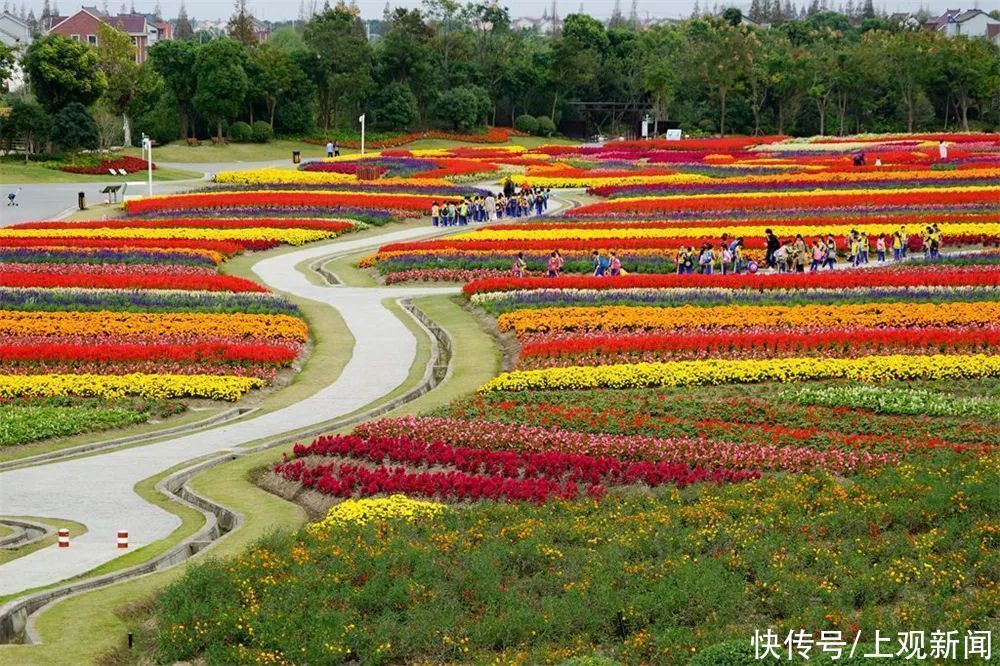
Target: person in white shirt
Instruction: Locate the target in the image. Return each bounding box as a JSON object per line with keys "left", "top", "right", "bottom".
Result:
{"left": 485, "top": 193, "right": 497, "bottom": 221}
{"left": 326, "top": 141, "right": 334, "bottom": 158}
{"left": 938, "top": 140, "right": 948, "bottom": 161}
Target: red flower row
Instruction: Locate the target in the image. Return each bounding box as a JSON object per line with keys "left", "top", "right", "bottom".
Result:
{"left": 519, "top": 327, "right": 1000, "bottom": 361}
{"left": 62, "top": 155, "right": 155, "bottom": 175}
{"left": 0, "top": 341, "right": 299, "bottom": 365}
{"left": 275, "top": 433, "right": 757, "bottom": 502}
{"left": 0, "top": 270, "right": 268, "bottom": 292}
{"left": 0, "top": 237, "right": 276, "bottom": 255}
{"left": 355, "top": 416, "right": 894, "bottom": 473}
{"left": 277, "top": 459, "right": 590, "bottom": 502}
{"left": 463, "top": 267, "right": 1000, "bottom": 295}
{"left": 123, "top": 191, "right": 439, "bottom": 215}
{"left": 302, "top": 127, "right": 526, "bottom": 149}
{"left": 481, "top": 212, "right": 999, "bottom": 232}
{"left": 16, "top": 218, "right": 355, "bottom": 232}
{"left": 574, "top": 189, "right": 993, "bottom": 215}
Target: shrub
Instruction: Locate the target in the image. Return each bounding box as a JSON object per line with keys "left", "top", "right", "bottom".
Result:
{"left": 230, "top": 121, "right": 252, "bottom": 142}
{"left": 251, "top": 120, "right": 273, "bottom": 143}
{"left": 376, "top": 83, "right": 419, "bottom": 130}
{"left": 514, "top": 114, "right": 539, "bottom": 135}
{"left": 51, "top": 102, "right": 99, "bottom": 152}
{"left": 536, "top": 115, "right": 557, "bottom": 137}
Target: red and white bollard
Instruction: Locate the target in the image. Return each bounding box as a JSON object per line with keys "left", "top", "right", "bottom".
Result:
{"left": 117, "top": 530, "right": 129, "bottom": 549}
{"left": 57, "top": 528, "right": 70, "bottom": 548}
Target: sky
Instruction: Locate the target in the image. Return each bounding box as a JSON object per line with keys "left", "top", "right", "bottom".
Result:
{"left": 18, "top": 0, "right": 990, "bottom": 22}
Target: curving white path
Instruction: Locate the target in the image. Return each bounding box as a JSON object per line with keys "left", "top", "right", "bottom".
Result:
{"left": 0, "top": 225, "right": 460, "bottom": 596}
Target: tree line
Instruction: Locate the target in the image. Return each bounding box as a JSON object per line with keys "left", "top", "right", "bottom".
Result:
{"left": 2, "top": 0, "right": 999, "bottom": 153}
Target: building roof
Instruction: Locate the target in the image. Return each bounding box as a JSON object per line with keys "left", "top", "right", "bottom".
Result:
{"left": 49, "top": 7, "right": 149, "bottom": 35}
{"left": 954, "top": 9, "right": 993, "bottom": 23}
{"left": 1, "top": 10, "right": 30, "bottom": 28}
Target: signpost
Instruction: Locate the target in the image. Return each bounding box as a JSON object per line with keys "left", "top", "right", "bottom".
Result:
{"left": 359, "top": 114, "right": 366, "bottom": 155}
{"left": 141, "top": 134, "right": 153, "bottom": 196}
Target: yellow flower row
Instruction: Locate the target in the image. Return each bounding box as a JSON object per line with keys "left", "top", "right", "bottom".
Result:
{"left": 459, "top": 222, "right": 999, "bottom": 243}
{"left": 496, "top": 302, "right": 1000, "bottom": 334}
{"left": 0, "top": 227, "right": 340, "bottom": 246}
{"left": 592, "top": 184, "right": 997, "bottom": 204}
{"left": 307, "top": 495, "right": 448, "bottom": 535}
{"left": 0, "top": 310, "right": 309, "bottom": 341}
{"left": 0, "top": 373, "right": 264, "bottom": 400}
{"left": 215, "top": 168, "right": 355, "bottom": 185}
{"left": 480, "top": 354, "right": 1000, "bottom": 392}
{"left": 214, "top": 168, "right": 451, "bottom": 188}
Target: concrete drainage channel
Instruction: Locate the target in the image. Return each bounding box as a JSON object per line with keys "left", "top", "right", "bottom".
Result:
{"left": 0, "top": 407, "right": 255, "bottom": 474}
{"left": 0, "top": 299, "right": 454, "bottom": 645}
{"left": 0, "top": 520, "right": 54, "bottom": 550}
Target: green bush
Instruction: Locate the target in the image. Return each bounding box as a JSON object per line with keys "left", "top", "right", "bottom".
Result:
{"left": 375, "top": 82, "right": 419, "bottom": 130}
{"left": 536, "top": 115, "right": 557, "bottom": 137}
{"left": 51, "top": 102, "right": 99, "bottom": 152}
{"left": 251, "top": 120, "right": 273, "bottom": 143}
{"left": 514, "top": 114, "right": 539, "bottom": 134}
{"left": 230, "top": 121, "right": 252, "bottom": 142}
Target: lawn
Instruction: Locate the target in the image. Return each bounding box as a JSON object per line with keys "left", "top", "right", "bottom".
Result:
{"left": 0, "top": 161, "right": 201, "bottom": 184}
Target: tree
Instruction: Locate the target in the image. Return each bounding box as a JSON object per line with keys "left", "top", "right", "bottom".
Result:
{"left": 374, "top": 82, "right": 418, "bottom": 129}
{"left": 148, "top": 39, "right": 198, "bottom": 138}
{"left": 0, "top": 43, "right": 15, "bottom": 90}
{"left": 22, "top": 34, "right": 107, "bottom": 114}
{"left": 868, "top": 30, "right": 938, "bottom": 132}
{"left": 639, "top": 25, "right": 683, "bottom": 133}
{"left": 723, "top": 7, "right": 743, "bottom": 26}
{"left": 303, "top": 4, "right": 373, "bottom": 133}
{"left": 434, "top": 83, "right": 489, "bottom": 130}
{"left": 4, "top": 99, "right": 50, "bottom": 162}
{"left": 228, "top": 0, "right": 258, "bottom": 47}
{"left": 97, "top": 22, "right": 158, "bottom": 146}
{"left": 685, "top": 19, "right": 753, "bottom": 136}
{"left": 251, "top": 43, "right": 311, "bottom": 128}
{"left": 193, "top": 37, "right": 250, "bottom": 140}
{"left": 51, "top": 102, "right": 99, "bottom": 152}
{"left": 940, "top": 37, "right": 1000, "bottom": 131}
{"left": 550, "top": 14, "right": 608, "bottom": 118}
{"left": 175, "top": 1, "right": 194, "bottom": 40}
{"left": 268, "top": 26, "right": 307, "bottom": 52}
{"left": 376, "top": 8, "right": 435, "bottom": 121}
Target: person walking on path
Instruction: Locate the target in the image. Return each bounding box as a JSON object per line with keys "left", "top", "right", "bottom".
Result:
{"left": 793, "top": 235, "right": 807, "bottom": 273}
{"left": 892, "top": 231, "right": 903, "bottom": 261}
{"left": 765, "top": 228, "right": 780, "bottom": 269}
{"left": 512, "top": 252, "right": 527, "bottom": 277}
{"left": 876, "top": 234, "right": 886, "bottom": 262}
{"left": 431, "top": 201, "right": 440, "bottom": 227}
{"left": 823, "top": 235, "right": 837, "bottom": 270}
{"left": 326, "top": 141, "right": 334, "bottom": 158}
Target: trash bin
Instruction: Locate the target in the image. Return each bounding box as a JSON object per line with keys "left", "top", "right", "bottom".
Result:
{"left": 292, "top": 151, "right": 301, "bottom": 164}
{"left": 78, "top": 192, "right": 86, "bottom": 210}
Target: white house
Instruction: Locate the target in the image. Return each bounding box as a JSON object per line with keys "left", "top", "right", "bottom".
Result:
{"left": 925, "top": 8, "right": 1000, "bottom": 39}
{"left": 0, "top": 11, "right": 32, "bottom": 91}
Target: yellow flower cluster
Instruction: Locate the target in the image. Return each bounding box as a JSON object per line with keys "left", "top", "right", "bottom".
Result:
{"left": 0, "top": 310, "right": 309, "bottom": 341}
{"left": 459, "top": 222, "right": 1000, "bottom": 243}
{"left": 480, "top": 354, "right": 1000, "bottom": 392}
{"left": 215, "top": 168, "right": 355, "bottom": 185}
{"left": 214, "top": 168, "right": 451, "bottom": 188}
{"left": 306, "top": 495, "right": 448, "bottom": 535}
{"left": 496, "top": 302, "right": 1000, "bottom": 334}
{"left": 0, "top": 373, "right": 264, "bottom": 400}
{"left": 0, "top": 227, "right": 339, "bottom": 246}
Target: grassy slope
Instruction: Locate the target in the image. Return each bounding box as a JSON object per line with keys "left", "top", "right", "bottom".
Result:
{"left": 0, "top": 295, "right": 497, "bottom": 666}
{"left": 0, "top": 163, "right": 201, "bottom": 184}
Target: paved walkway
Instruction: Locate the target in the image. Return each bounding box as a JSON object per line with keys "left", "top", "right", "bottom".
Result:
{"left": 0, "top": 225, "right": 459, "bottom": 595}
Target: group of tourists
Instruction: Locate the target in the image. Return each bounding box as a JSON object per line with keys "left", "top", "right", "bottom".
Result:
{"left": 511, "top": 249, "right": 624, "bottom": 278}
{"left": 431, "top": 188, "right": 550, "bottom": 227}
{"left": 676, "top": 235, "right": 753, "bottom": 275}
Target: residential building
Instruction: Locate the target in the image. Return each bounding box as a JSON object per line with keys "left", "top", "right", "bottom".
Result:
{"left": 48, "top": 6, "right": 169, "bottom": 63}
{"left": 0, "top": 11, "right": 32, "bottom": 90}
{"left": 923, "top": 8, "right": 1000, "bottom": 40}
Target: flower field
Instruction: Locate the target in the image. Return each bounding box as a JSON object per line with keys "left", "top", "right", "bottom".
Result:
{"left": 0, "top": 212, "right": 356, "bottom": 445}
{"left": 151, "top": 134, "right": 1000, "bottom": 664}
{"left": 365, "top": 134, "right": 1000, "bottom": 281}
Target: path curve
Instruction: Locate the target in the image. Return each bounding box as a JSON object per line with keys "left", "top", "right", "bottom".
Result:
{"left": 0, "top": 186, "right": 578, "bottom": 596}
{"left": 0, "top": 225, "right": 458, "bottom": 596}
